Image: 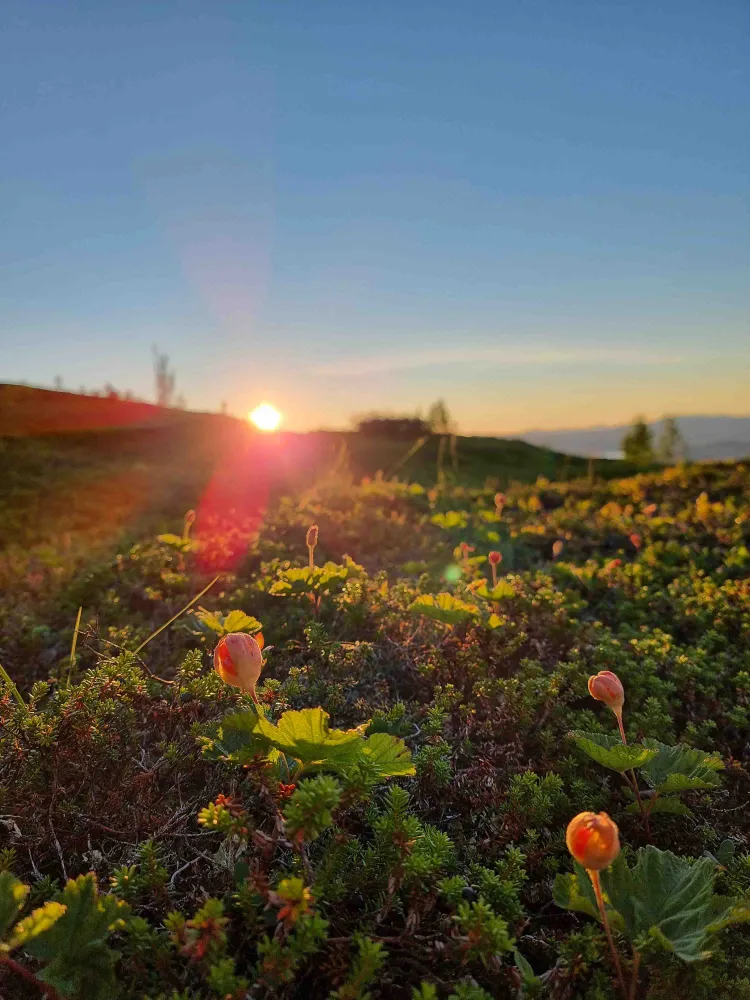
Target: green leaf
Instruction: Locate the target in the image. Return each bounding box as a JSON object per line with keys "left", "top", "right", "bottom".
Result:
{"left": 597, "top": 846, "right": 749, "bottom": 963}
{"left": 552, "top": 869, "right": 601, "bottom": 924}
{"left": 193, "top": 608, "right": 263, "bottom": 638}
{"left": 409, "top": 593, "right": 479, "bottom": 626}
{"left": 26, "top": 874, "right": 128, "bottom": 999}
{"left": 199, "top": 709, "right": 273, "bottom": 765}
{"left": 513, "top": 948, "right": 542, "bottom": 987}
{"left": 569, "top": 731, "right": 657, "bottom": 772}
{"left": 0, "top": 872, "right": 29, "bottom": 941}
{"left": 360, "top": 732, "right": 415, "bottom": 777}
{"left": 6, "top": 902, "right": 67, "bottom": 951}
{"left": 156, "top": 533, "right": 194, "bottom": 552}
{"left": 431, "top": 511, "right": 468, "bottom": 530}
{"left": 255, "top": 708, "right": 365, "bottom": 771}
{"left": 626, "top": 796, "right": 692, "bottom": 816}
{"left": 640, "top": 740, "right": 724, "bottom": 794}
{"left": 473, "top": 581, "right": 516, "bottom": 602}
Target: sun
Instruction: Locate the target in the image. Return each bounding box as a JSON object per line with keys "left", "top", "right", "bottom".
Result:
{"left": 248, "top": 403, "right": 282, "bottom": 432}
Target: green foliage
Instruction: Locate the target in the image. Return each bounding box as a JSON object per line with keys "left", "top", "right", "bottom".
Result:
{"left": 409, "top": 592, "right": 479, "bottom": 625}
{"left": 201, "top": 705, "right": 414, "bottom": 779}
{"left": 26, "top": 874, "right": 128, "bottom": 999}
{"left": 570, "top": 730, "right": 658, "bottom": 772}
{"left": 284, "top": 775, "right": 342, "bottom": 841}
{"left": 191, "top": 607, "right": 263, "bottom": 638}
{"left": 640, "top": 739, "right": 724, "bottom": 793}
{"left": 622, "top": 415, "right": 655, "bottom": 466}
{"left": 554, "top": 847, "right": 750, "bottom": 963}
{"left": 453, "top": 899, "right": 514, "bottom": 964}
{"left": 4, "top": 443, "right": 750, "bottom": 999}
{"left": 328, "top": 934, "right": 387, "bottom": 1000}
{"left": 270, "top": 557, "right": 363, "bottom": 597}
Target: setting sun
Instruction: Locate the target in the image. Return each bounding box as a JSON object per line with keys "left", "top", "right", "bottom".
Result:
{"left": 248, "top": 403, "right": 282, "bottom": 432}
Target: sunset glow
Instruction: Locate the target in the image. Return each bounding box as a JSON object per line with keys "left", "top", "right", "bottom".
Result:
{"left": 248, "top": 403, "right": 282, "bottom": 432}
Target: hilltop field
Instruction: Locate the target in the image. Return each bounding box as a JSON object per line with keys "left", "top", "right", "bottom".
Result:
{"left": 1, "top": 386, "right": 749, "bottom": 1000}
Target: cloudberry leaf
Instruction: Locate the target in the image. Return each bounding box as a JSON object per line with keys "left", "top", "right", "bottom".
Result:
{"left": 255, "top": 708, "right": 364, "bottom": 770}
{"left": 569, "top": 731, "right": 657, "bottom": 772}
{"left": 361, "top": 732, "right": 415, "bottom": 777}
{"left": 409, "top": 593, "right": 478, "bottom": 626}
{"left": 640, "top": 740, "right": 724, "bottom": 793}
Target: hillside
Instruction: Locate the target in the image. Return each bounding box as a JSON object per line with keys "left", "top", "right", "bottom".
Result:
{"left": 522, "top": 414, "right": 750, "bottom": 460}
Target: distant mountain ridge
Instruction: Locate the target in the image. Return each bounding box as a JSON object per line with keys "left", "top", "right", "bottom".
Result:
{"left": 522, "top": 416, "right": 750, "bottom": 460}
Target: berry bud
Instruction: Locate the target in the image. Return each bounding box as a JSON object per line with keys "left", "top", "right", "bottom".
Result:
{"left": 588, "top": 670, "right": 624, "bottom": 713}
{"left": 306, "top": 525, "right": 319, "bottom": 549}
{"left": 552, "top": 540, "right": 564, "bottom": 559}
{"left": 488, "top": 551, "right": 502, "bottom": 566}
{"left": 214, "top": 632, "right": 264, "bottom": 701}
{"left": 566, "top": 811, "right": 620, "bottom": 871}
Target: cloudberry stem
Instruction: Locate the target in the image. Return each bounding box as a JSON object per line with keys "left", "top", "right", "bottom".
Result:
{"left": 491, "top": 564, "right": 497, "bottom": 588}
{"left": 588, "top": 869, "right": 628, "bottom": 1000}
{"left": 615, "top": 710, "right": 627, "bottom": 745}
{"left": 629, "top": 950, "right": 641, "bottom": 1000}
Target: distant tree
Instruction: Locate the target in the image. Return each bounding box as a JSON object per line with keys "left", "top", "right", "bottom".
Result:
{"left": 53, "top": 376, "right": 63, "bottom": 391}
{"left": 220, "top": 400, "right": 228, "bottom": 415}
{"left": 622, "top": 416, "right": 655, "bottom": 466}
{"left": 153, "top": 346, "right": 176, "bottom": 407}
{"left": 175, "top": 394, "right": 187, "bottom": 409}
{"left": 427, "top": 399, "right": 455, "bottom": 435}
{"left": 356, "top": 414, "right": 430, "bottom": 437}
{"left": 104, "top": 383, "right": 120, "bottom": 400}
{"left": 658, "top": 416, "right": 686, "bottom": 464}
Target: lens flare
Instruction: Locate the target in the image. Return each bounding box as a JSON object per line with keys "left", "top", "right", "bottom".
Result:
{"left": 249, "top": 403, "right": 282, "bottom": 432}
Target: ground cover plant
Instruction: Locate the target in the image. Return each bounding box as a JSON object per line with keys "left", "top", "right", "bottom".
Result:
{"left": 1, "top": 453, "right": 749, "bottom": 999}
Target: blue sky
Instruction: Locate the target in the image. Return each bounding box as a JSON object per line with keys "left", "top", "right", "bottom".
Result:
{"left": 1, "top": 0, "right": 748, "bottom": 432}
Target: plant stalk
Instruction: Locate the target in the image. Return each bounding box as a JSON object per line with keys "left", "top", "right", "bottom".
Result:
{"left": 134, "top": 574, "right": 221, "bottom": 655}
{"left": 588, "top": 869, "right": 628, "bottom": 1000}
{"left": 629, "top": 950, "right": 641, "bottom": 1000}
{"left": 0, "top": 663, "right": 26, "bottom": 711}
{"left": 65, "top": 605, "right": 83, "bottom": 688}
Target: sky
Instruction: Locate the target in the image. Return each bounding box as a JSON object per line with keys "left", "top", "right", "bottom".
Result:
{"left": 1, "top": 0, "right": 748, "bottom": 434}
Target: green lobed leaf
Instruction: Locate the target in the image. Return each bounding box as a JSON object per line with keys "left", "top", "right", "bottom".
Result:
{"left": 26, "top": 874, "right": 128, "bottom": 999}
{"left": 193, "top": 608, "right": 263, "bottom": 637}
{"left": 640, "top": 740, "right": 724, "bottom": 794}
{"left": 255, "top": 708, "right": 365, "bottom": 771}
{"left": 360, "top": 732, "right": 415, "bottom": 777}
{"left": 409, "top": 593, "right": 479, "bottom": 626}
{"left": 626, "top": 796, "right": 693, "bottom": 816}
{"left": 597, "top": 846, "right": 749, "bottom": 963}
{"left": 569, "top": 730, "right": 657, "bottom": 772}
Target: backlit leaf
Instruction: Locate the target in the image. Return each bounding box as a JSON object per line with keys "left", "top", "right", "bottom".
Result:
{"left": 569, "top": 731, "right": 657, "bottom": 772}
{"left": 409, "top": 593, "right": 479, "bottom": 626}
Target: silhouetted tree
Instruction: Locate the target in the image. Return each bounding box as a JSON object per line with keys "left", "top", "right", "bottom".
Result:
{"left": 658, "top": 416, "right": 686, "bottom": 464}
{"left": 427, "top": 399, "right": 455, "bottom": 434}
{"left": 622, "top": 416, "right": 654, "bottom": 466}
{"left": 153, "top": 346, "right": 176, "bottom": 407}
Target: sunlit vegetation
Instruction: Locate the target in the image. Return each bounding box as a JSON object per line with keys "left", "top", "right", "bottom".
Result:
{"left": 1, "top": 455, "right": 749, "bottom": 998}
